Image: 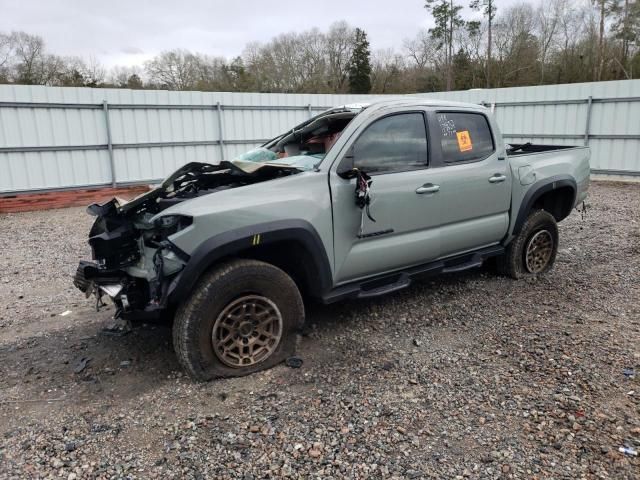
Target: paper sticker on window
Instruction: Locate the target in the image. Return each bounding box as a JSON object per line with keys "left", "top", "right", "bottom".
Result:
{"left": 456, "top": 130, "right": 473, "bottom": 152}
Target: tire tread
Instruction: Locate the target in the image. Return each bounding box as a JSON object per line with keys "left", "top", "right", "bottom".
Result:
{"left": 172, "top": 259, "right": 304, "bottom": 381}
{"left": 498, "top": 209, "right": 559, "bottom": 279}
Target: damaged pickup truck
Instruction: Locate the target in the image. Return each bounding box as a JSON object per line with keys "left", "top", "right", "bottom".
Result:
{"left": 74, "top": 99, "right": 590, "bottom": 380}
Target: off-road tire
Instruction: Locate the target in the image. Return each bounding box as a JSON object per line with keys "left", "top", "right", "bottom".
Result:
{"left": 497, "top": 209, "right": 559, "bottom": 279}
{"left": 173, "top": 259, "right": 304, "bottom": 381}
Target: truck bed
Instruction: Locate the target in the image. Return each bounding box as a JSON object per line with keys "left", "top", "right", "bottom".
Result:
{"left": 506, "top": 143, "right": 578, "bottom": 156}
{"left": 505, "top": 143, "right": 591, "bottom": 239}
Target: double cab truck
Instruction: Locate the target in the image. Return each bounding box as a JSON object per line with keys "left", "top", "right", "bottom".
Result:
{"left": 74, "top": 98, "right": 590, "bottom": 380}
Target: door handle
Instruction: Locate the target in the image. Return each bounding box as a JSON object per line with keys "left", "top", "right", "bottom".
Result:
{"left": 489, "top": 174, "right": 507, "bottom": 183}
{"left": 416, "top": 183, "right": 440, "bottom": 194}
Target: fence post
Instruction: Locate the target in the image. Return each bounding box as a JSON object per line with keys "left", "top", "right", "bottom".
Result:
{"left": 216, "top": 102, "right": 226, "bottom": 161}
{"left": 308, "top": 103, "right": 313, "bottom": 118}
{"left": 584, "top": 96, "right": 593, "bottom": 146}
{"left": 102, "top": 100, "right": 116, "bottom": 187}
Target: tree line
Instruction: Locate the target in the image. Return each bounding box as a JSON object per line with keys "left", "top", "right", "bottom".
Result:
{"left": 1, "top": 0, "right": 638, "bottom": 94}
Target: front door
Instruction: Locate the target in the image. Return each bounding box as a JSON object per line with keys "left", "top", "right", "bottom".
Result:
{"left": 330, "top": 111, "right": 442, "bottom": 284}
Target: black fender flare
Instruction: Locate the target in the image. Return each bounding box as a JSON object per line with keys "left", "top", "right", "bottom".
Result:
{"left": 168, "top": 220, "right": 333, "bottom": 304}
{"left": 513, "top": 174, "right": 577, "bottom": 235}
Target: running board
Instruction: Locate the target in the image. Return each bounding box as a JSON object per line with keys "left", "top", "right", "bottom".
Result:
{"left": 441, "top": 254, "right": 484, "bottom": 274}
{"left": 322, "top": 245, "right": 504, "bottom": 304}
{"left": 358, "top": 273, "right": 411, "bottom": 299}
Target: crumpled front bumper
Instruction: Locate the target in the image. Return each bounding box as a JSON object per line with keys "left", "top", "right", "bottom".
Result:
{"left": 73, "top": 260, "right": 159, "bottom": 319}
{"left": 73, "top": 261, "right": 121, "bottom": 295}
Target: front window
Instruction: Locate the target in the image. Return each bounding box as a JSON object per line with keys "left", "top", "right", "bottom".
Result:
{"left": 353, "top": 113, "right": 428, "bottom": 174}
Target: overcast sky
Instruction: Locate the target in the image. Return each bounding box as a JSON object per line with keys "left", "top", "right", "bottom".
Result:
{"left": 1, "top": 0, "right": 521, "bottom": 68}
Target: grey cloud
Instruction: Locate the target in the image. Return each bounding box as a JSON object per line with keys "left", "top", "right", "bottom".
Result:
{"left": 121, "top": 46, "right": 144, "bottom": 55}
{"left": 0, "top": 0, "right": 517, "bottom": 68}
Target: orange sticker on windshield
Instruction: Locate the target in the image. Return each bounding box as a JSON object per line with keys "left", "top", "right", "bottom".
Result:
{"left": 456, "top": 130, "right": 473, "bottom": 152}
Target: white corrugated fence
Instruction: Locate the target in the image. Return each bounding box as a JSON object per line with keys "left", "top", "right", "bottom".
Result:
{"left": 1, "top": 79, "right": 639, "bottom": 194}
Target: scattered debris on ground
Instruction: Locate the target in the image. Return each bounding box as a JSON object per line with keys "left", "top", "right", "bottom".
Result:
{"left": 0, "top": 182, "right": 638, "bottom": 478}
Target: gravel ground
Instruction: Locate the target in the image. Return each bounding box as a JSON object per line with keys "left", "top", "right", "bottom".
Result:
{"left": 0, "top": 181, "right": 638, "bottom": 479}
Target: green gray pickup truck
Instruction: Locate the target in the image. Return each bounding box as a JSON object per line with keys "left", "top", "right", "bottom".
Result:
{"left": 74, "top": 98, "right": 590, "bottom": 380}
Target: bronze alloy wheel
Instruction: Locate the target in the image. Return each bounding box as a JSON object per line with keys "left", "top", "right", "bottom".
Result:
{"left": 525, "top": 229, "right": 554, "bottom": 274}
{"left": 212, "top": 295, "right": 283, "bottom": 368}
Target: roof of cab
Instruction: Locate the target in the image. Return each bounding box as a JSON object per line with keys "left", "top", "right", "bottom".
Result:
{"left": 365, "top": 96, "right": 487, "bottom": 110}
{"left": 330, "top": 98, "right": 486, "bottom": 117}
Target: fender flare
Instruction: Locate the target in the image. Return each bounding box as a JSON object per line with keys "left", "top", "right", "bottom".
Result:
{"left": 168, "top": 220, "right": 333, "bottom": 303}
{"left": 513, "top": 174, "right": 577, "bottom": 235}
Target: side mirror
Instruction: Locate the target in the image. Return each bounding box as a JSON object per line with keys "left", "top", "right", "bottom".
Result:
{"left": 337, "top": 146, "right": 355, "bottom": 179}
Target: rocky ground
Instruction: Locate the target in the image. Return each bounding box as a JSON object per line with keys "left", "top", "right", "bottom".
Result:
{"left": 0, "top": 181, "right": 638, "bottom": 479}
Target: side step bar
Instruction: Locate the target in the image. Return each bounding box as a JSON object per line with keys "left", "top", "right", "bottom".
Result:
{"left": 358, "top": 273, "right": 411, "bottom": 299}
{"left": 441, "top": 254, "right": 484, "bottom": 274}
{"left": 322, "top": 245, "right": 504, "bottom": 304}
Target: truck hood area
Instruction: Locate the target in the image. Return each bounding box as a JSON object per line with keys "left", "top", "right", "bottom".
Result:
{"left": 94, "top": 159, "right": 305, "bottom": 218}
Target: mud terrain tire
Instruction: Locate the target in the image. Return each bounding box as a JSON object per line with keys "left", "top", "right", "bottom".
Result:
{"left": 173, "top": 259, "right": 304, "bottom": 381}
{"left": 498, "top": 210, "right": 559, "bottom": 279}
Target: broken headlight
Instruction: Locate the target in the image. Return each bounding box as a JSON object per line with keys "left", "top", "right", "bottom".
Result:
{"left": 153, "top": 215, "right": 193, "bottom": 236}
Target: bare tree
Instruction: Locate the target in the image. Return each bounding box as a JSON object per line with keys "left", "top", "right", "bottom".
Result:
{"left": 404, "top": 29, "right": 439, "bottom": 69}
{"left": 145, "top": 49, "right": 201, "bottom": 90}
{"left": 0, "top": 33, "right": 11, "bottom": 68}
{"left": 0, "top": 33, "right": 13, "bottom": 82}
{"left": 554, "top": 1, "right": 590, "bottom": 82}
{"left": 456, "top": 20, "right": 486, "bottom": 87}
{"left": 371, "top": 49, "right": 406, "bottom": 93}
{"left": 536, "top": 0, "right": 564, "bottom": 84}
{"left": 2, "top": 7, "right": 640, "bottom": 93}
{"left": 109, "top": 66, "right": 144, "bottom": 88}
{"left": 325, "top": 21, "right": 355, "bottom": 92}
{"left": 493, "top": 3, "right": 538, "bottom": 86}
{"left": 10, "top": 31, "right": 46, "bottom": 84}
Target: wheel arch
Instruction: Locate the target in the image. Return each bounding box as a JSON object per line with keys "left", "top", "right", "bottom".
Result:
{"left": 513, "top": 175, "right": 577, "bottom": 235}
{"left": 168, "top": 220, "right": 333, "bottom": 304}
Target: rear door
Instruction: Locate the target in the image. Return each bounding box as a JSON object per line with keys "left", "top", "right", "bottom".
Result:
{"left": 330, "top": 109, "right": 442, "bottom": 284}
{"left": 428, "top": 110, "right": 511, "bottom": 257}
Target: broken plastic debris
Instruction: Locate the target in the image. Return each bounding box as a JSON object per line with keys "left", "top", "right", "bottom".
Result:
{"left": 100, "top": 320, "right": 132, "bottom": 337}
{"left": 618, "top": 446, "right": 638, "bottom": 457}
{"left": 73, "top": 357, "right": 91, "bottom": 374}
{"left": 59, "top": 310, "right": 72, "bottom": 317}
{"left": 285, "top": 356, "right": 303, "bottom": 369}
{"left": 99, "top": 284, "right": 123, "bottom": 298}
{"left": 623, "top": 368, "right": 635, "bottom": 379}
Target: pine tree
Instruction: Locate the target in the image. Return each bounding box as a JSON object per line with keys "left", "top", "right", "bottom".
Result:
{"left": 348, "top": 28, "right": 372, "bottom": 94}
{"left": 425, "top": 1, "right": 466, "bottom": 91}
{"left": 470, "top": 0, "right": 496, "bottom": 88}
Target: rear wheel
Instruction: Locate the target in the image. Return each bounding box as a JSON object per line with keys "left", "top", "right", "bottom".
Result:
{"left": 498, "top": 210, "right": 559, "bottom": 279}
{"left": 173, "top": 259, "right": 304, "bottom": 381}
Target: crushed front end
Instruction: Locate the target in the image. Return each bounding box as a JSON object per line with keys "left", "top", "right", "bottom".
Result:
{"left": 73, "top": 160, "right": 302, "bottom": 319}
{"left": 73, "top": 196, "right": 193, "bottom": 320}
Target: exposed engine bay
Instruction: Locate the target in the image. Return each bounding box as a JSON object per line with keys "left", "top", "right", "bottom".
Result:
{"left": 73, "top": 160, "right": 305, "bottom": 319}
{"left": 73, "top": 105, "right": 364, "bottom": 319}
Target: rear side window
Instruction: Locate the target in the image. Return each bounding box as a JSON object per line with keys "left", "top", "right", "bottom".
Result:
{"left": 353, "top": 113, "right": 428, "bottom": 174}
{"left": 436, "top": 112, "right": 494, "bottom": 163}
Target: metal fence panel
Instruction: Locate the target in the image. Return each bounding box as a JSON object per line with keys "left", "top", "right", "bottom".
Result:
{"left": 1, "top": 80, "right": 639, "bottom": 193}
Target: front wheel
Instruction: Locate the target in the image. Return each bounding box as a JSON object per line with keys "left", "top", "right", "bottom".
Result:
{"left": 498, "top": 210, "right": 559, "bottom": 279}
{"left": 173, "top": 259, "right": 304, "bottom": 381}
